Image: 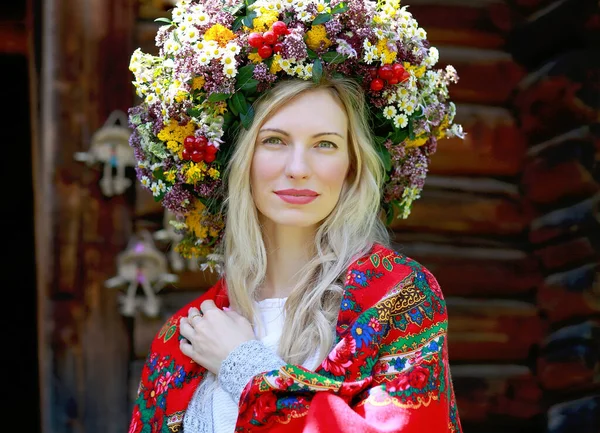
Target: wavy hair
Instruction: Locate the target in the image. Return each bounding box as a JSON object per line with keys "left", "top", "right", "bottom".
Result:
{"left": 221, "top": 78, "right": 390, "bottom": 366}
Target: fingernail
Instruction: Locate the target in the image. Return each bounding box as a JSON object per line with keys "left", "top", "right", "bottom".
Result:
{"left": 223, "top": 307, "right": 230, "bottom": 311}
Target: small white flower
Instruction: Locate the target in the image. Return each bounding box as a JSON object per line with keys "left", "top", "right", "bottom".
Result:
{"left": 223, "top": 66, "right": 237, "bottom": 78}
{"left": 140, "top": 176, "right": 151, "bottom": 188}
{"left": 197, "top": 12, "right": 210, "bottom": 26}
{"left": 393, "top": 114, "right": 408, "bottom": 129}
{"left": 172, "top": 7, "right": 186, "bottom": 23}
{"left": 220, "top": 54, "right": 237, "bottom": 67}
{"left": 225, "top": 42, "right": 241, "bottom": 55}
{"left": 197, "top": 52, "right": 211, "bottom": 66}
{"left": 383, "top": 105, "right": 397, "bottom": 120}
{"left": 416, "top": 27, "right": 427, "bottom": 40}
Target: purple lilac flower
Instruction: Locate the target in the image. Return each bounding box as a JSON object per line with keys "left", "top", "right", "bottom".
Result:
{"left": 324, "top": 19, "right": 342, "bottom": 38}
{"left": 194, "top": 179, "right": 223, "bottom": 198}
{"left": 281, "top": 30, "right": 307, "bottom": 61}
{"left": 253, "top": 63, "right": 277, "bottom": 83}
{"left": 163, "top": 184, "right": 195, "bottom": 214}
{"left": 155, "top": 25, "right": 170, "bottom": 48}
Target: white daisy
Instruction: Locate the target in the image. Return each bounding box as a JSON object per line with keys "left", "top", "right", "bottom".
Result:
{"left": 393, "top": 114, "right": 408, "bottom": 129}
{"left": 383, "top": 105, "right": 397, "bottom": 119}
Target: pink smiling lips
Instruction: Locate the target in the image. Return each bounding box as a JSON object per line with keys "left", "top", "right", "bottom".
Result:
{"left": 274, "top": 189, "right": 319, "bottom": 204}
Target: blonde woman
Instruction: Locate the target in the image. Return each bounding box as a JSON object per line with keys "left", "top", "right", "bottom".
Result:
{"left": 128, "top": 78, "right": 463, "bottom": 433}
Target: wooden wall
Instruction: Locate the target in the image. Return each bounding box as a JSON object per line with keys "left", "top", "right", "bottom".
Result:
{"left": 34, "top": 0, "right": 599, "bottom": 433}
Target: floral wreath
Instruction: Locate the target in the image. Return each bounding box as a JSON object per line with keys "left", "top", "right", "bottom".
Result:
{"left": 128, "top": 0, "right": 464, "bottom": 261}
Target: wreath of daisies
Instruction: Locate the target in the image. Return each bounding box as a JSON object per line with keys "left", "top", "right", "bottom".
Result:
{"left": 128, "top": 0, "right": 464, "bottom": 261}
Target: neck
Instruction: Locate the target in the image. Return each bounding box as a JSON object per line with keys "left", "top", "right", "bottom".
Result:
{"left": 259, "top": 217, "right": 317, "bottom": 300}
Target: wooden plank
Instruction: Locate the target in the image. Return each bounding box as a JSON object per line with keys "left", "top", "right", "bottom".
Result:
{"left": 450, "top": 364, "right": 542, "bottom": 425}
{"left": 430, "top": 104, "right": 526, "bottom": 176}
{"left": 529, "top": 193, "right": 600, "bottom": 244}
{"left": 446, "top": 298, "right": 544, "bottom": 362}
{"left": 512, "top": 49, "right": 600, "bottom": 144}
{"left": 537, "top": 319, "right": 600, "bottom": 393}
{"left": 406, "top": 0, "right": 512, "bottom": 50}
{"left": 389, "top": 176, "right": 529, "bottom": 237}
{"left": 38, "top": 1, "right": 138, "bottom": 433}
{"left": 537, "top": 262, "right": 600, "bottom": 325}
{"left": 533, "top": 237, "right": 596, "bottom": 271}
{"left": 396, "top": 241, "right": 542, "bottom": 297}
{"left": 437, "top": 46, "right": 527, "bottom": 105}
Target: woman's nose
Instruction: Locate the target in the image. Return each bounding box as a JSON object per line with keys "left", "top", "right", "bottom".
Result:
{"left": 284, "top": 145, "right": 310, "bottom": 179}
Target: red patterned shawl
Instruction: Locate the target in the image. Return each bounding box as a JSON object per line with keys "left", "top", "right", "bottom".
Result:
{"left": 128, "top": 244, "right": 463, "bottom": 432}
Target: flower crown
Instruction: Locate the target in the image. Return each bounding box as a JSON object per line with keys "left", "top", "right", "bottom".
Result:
{"left": 128, "top": 0, "right": 464, "bottom": 261}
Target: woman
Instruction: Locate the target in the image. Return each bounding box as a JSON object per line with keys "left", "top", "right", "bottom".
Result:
{"left": 128, "top": 77, "right": 462, "bottom": 432}
{"left": 126, "top": 0, "right": 465, "bottom": 430}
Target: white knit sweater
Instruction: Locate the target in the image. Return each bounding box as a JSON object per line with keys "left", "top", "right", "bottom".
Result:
{"left": 183, "top": 298, "right": 320, "bottom": 433}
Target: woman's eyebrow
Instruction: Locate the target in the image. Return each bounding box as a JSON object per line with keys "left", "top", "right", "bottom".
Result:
{"left": 259, "top": 128, "right": 345, "bottom": 139}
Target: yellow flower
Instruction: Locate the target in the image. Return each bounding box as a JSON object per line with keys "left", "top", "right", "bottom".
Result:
{"left": 166, "top": 140, "right": 183, "bottom": 157}
{"left": 208, "top": 168, "right": 220, "bottom": 179}
{"left": 183, "top": 161, "right": 207, "bottom": 184}
{"left": 435, "top": 115, "right": 450, "bottom": 139}
{"left": 204, "top": 24, "right": 236, "bottom": 47}
{"left": 174, "top": 90, "right": 188, "bottom": 103}
{"left": 157, "top": 119, "right": 195, "bottom": 144}
{"left": 403, "top": 62, "right": 426, "bottom": 79}
{"left": 305, "top": 25, "right": 332, "bottom": 51}
{"left": 164, "top": 169, "right": 177, "bottom": 183}
{"left": 215, "top": 101, "right": 228, "bottom": 115}
{"left": 192, "top": 76, "right": 205, "bottom": 90}
{"left": 270, "top": 54, "right": 283, "bottom": 74}
{"left": 376, "top": 39, "right": 397, "bottom": 64}
{"left": 248, "top": 52, "right": 263, "bottom": 63}
{"left": 405, "top": 136, "right": 429, "bottom": 147}
{"left": 185, "top": 201, "right": 209, "bottom": 239}
{"left": 252, "top": 9, "right": 279, "bottom": 32}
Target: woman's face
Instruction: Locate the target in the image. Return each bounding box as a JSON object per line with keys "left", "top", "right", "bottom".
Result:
{"left": 250, "top": 88, "right": 351, "bottom": 229}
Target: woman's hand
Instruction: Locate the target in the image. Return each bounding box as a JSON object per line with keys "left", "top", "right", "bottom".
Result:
{"left": 179, "top": 300, "right": 256, "bottom": 375}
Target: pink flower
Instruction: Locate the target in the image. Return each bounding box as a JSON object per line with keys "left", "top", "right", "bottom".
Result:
{"left": 368, "top": 317, "right": 381, "bottom": 332}
{"left": 322, "top": 336, "right": 356, "bottom": 376}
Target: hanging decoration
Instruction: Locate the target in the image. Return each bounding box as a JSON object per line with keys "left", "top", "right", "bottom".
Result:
{"left": 104, "top": 230, "right": 178, "bottom": 317}
{"left": 74, "top": 110, "right": 137, "bottom": 197}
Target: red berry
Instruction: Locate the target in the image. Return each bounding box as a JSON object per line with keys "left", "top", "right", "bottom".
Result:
{"left": 184, "top": 135, "right": 196, "bottom": 150}
{"left": 399, "top": 69, "right": 410, "bottom": 83}
{"left": 273, "top": 42, "right": 283, "bottom": 54}
{"left": 392, "top": 63, "right": 405, "bottom": 78}
{"left": 258, "top": 44, "right": 273, "bottom": 59}
{"left": 271, "top": 21, "right": 288, "bottom": 36}
{"left": 387, "top": 76, "right": 399, "bottom": 85}
{"left": 182, "top": 148, "right": 191, "bottom": 160}
{"left": 206, "top": 144, "right": 218, "bottom": 154}
{"left": 204, "top": 153, "right": 216, "bottom": 163}
{"left": 263, "top": 31, "right": 277, "bottom": 45}
{"left": 248, "top": 33, "right": 264, "bottom": 48}
{"left": 194, "top": 136, "right": 208, "bottom": 149}
{"left": 370, "top": 78, "right": 384, "bottom": 92}
{"left": 191, "top": 150, "right": 204, "bottom": 163}
{"left": 378, "top": 65, "right": 394, "bottom": 81}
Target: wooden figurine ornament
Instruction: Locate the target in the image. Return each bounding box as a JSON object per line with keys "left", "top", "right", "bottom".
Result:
{"left": 104, "top": 230, "right": 178, "bottom": 317}
{"left": 74, "top": 110, "right": 136, "bottom": 197}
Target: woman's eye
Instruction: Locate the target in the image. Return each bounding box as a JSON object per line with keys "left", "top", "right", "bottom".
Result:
{"left": 317, "top": 141, "right": 337, "bottom": 149}
{"left": 262, "top": 137, "right": 284, "bottom": 145}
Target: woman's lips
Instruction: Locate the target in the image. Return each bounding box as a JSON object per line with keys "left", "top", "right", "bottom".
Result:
{"left": 274, "top": 189, "right": 319, "bottom": 205}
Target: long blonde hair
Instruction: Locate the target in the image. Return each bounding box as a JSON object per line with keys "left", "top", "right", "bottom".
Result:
{"left": 221, "top": 78, "right": 390, "bottom": 365}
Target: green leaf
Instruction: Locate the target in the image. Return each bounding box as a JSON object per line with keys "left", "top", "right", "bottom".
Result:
{"left": 322, "top": 51, "right": 349, "bottom": 64}
{"left": 312, "top": 59, "right": 323, "bottom": 84}
{"left": 390, "top": 127, "right": 408, "bottom": 144}
{"left": 154, "top": 17, "right": 172, "bottom": 25}
{"left": 240, "top": 78, "right": 259, "bottom": 93}
{"left": 186, "top": 107, "right": 201, "bottom": 118}
{"left": 312, "top": 13, "right": 332, "bottom": 25}
{"left": 231, "top": 92, "right": 249, "bottom": 116}
{"left": 232, "top": 16, "right": 245, "bottom": 31}
{"left": 378, "top": 147, "right": 392, "bottom": 172}
{"left": 227, "top": 98, "right": 239, "bottom": 116}
{"left": 208, "top": 92, "right": 230, "bottom": 102}
{"left": 384, "top": 204, "right": 394, "bottom": 226}
{"left": 331, "top": 2, "right": 349, "bottom": 14}
{"left": 243, "top": 10, "right": 258, "bottom": 28}
{"left": 306, "top": 48, "right": 318, "bottom": 60}
{"left": 240, "top": 105, "right": 255, "bottom": 129}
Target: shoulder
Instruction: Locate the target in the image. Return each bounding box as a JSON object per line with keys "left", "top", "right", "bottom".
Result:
{"left": 344, "top": 243, "right": 446, "bottom": 314}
